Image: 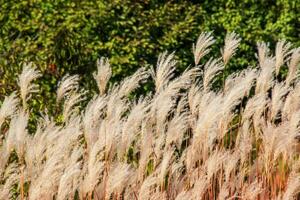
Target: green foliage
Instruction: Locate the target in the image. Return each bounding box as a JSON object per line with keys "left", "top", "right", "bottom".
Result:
{"left": 0, "top": 0, "right": 299, "bottom": 114}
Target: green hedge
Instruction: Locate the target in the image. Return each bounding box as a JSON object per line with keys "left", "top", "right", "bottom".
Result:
{"left": 1, "top": 0, "right": 299, "bottom": 116}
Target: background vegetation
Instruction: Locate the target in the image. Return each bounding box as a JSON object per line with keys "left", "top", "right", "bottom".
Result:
{"left": 1, "top": 0, "right": 300, "bottom": 116}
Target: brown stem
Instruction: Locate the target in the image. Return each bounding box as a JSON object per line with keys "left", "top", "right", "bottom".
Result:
{"left": 133, "top": 190, "right": 138, "bottom": 200}
{"left": 20, "top": 166, "right": 24, "bottom": 200}
{"left": 88, "top": 191, "right": 92, "bottom": 200}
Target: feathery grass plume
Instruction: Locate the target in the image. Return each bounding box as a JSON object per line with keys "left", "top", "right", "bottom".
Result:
{"left": 255, "top": 57, "right": 275, "bottom": 94}
{"left": 224, "top": 68, "right": 257, "bottom": 94}
{"left": 0, "top": 92, "right": 18, "bottom": 128}
{"left": 220, "top": 71, "right": 256, "bottom": 135}
{"left": 106, "top": 163, "right": 134, "bottom": 199}
{"left": 83, "top": 95, "right": 106, "bottom": 149}
{"left": 273, "top": 123, "right": 295, "bottom": 162}
{"left": 150, "top": 51, "right": 177, "bottom": 92}
{"left": 24, "top": 116, "right": 60, "bottom": 179}
{"left": 57, "top": 147, "right": 83, "bottom": 200}
{"left": 224, "top": 152, "right": 239, "bottom": 183}
{"left": 192, "top": 94, "right": 222, "bottom": 159}
{"left": 138, "top": 123, "right": 154, "bottom": 181}
{"left": 0, "top": 141, "right": 10, "bottom": 176}
{"left": 196, "top": 90, "right": 217, "bottom": 116}
{"left": 205, "top": 150, "right": 227, "bottom": 181}
{"left": 29, "top": 120, "right": 81, "bottom": 198}
{"left": 118, "top": 67, "right": 149, "bottom": 97}
{"left": 62, "top": 90, "right": 86, "bottom": 122}
{"left": 153, "top": 131, "right": 166, "bottom": 164}
{"left": 270, "top": 82, "right": 290, "bottom": 121}
{"left": 155, "top": 93, "right": 176, "bottom": 131}
{"left": 100, "top": 93, "right": 126, "bottom": 161}
{"left": 260, "top": 122, "right": 281, "bottom": 175}
{"left": 285, "top": 110, "right": 300, "bottom": 155}
{"left": 56, "top": 74, "right": 80, "bottom": 104}
{"left": 56, "top": 116, "right": 83, "bottom": 154}
{"left": 286, "top": 48, "right": 300, "bottom": 85}
{"left": 12, "top": 109, "right": 29, "bottom": 160}
{"left": 169, "top": 66, "right": 199, "bottom": 90}
{"left": 159, "top": 149, "right": 174, "bottom": 190}
{"left": 138, "top": 175, "right": 158, "bottom": 200}
{"left": 256, "top": 42, "right": 270, "bottom": 67}
{"left": 203, "top": 58, "right": 224, "bottom": 91}
{"left": 25, "top": 132, "right": 48, "bottom": 181}
{"left": 242, "top": 93, "right": 267, "bottom": 122}
{"left": 18, "top": 62, "right": 41, "bottom": 108}
{"left": 169, "top": 160, "right": 186, "bottom": 198}
{"left": 45, "top": 117, "right": 83, "bottom": 165}
{"left": 81, "top": 139, "right": 105, "bottom": 198}
{"left": 221, "top": 32, "right": 241, "bottom": 65}
{"left": 242, "top": 179, "right": 263, "bottom": 200}
{"left": 154, "top": 67, "right": 200, "bottom": 125}
{"left": 282, "top": 83, "right": 300, "bottom": 120}
{"left": 191, "top": 173, "right": 209, "bottom": 199}
{"left": 275, "top": 40, "right": 292, "bottom": 76}
{"left": 6, "top": 113, "right": 18, "bottom": 153}
{"left": 0, "top": 164, "right": 19, "bottom": 199}
{"left": 165, "top": 107, "right": 189, "bottom": 148}
{"left": 236, "top": 121, "right": 252, "bottom": 164}
{"left": 241, "top": 68, "right": 258, "bottom": 90}
{"left": 100, "top": 117, "right": 123, "bottom": 163}
{"left": 187, "top": 84, "right": 203, "bottom": 118}
{"left": 106, "top": 88, "right": 129, "bottom": 121}
{"left": 282, "top": 92, "right": 293, "bottom": 120}
{"left": 282, "top": 172, "right": 300, "bottom": 200}
{"left": 252, "top": 100, "right": 271, "bottom": 135}
{"left": 287, "top": 110, "right": 300, "bottom": 137}
{"left": 119, "top": 98, "right": 148, "bottom": 158}
{"left": 175, "top": 190, "right": 192, "bottom": 200}
{"left": 192, "top": 32, "right": 215, "bottom": 66}
{"left": 151, "top": 67, "right": 199, "bottom": 134}
{"left": 28, "top": 153, "right": 65, "bottom": 200}
{"left": 224, "top": 69, "right": 257, "bottom": 102}
{"left": 57, "top": 162, "right": 81, "bottom": 200}
{"left": 217, "top": 182, "right": 230, "bottom": 200}
{"left": 223, "top": 72, "right": 238, "bottom": 93}
{"left": 93, "top": 57, "right": 112, "bottom": 95}
{"left": 150, "top": 89, "right": 177, "bottom": 134}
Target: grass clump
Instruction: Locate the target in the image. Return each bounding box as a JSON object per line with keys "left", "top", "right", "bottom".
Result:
{"left": 1, "top": 32, "right": 300, "bottom": 199}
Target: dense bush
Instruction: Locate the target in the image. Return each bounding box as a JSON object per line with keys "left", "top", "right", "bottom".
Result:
{"left": 0, "top": 0, "right": 299, "bottom": 117}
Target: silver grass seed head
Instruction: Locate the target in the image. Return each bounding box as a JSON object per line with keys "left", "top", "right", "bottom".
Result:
{"left": 193, "top": 32, "right": 215, "bottom": 66}
{"left": 0, "top": 92, "right": 19, "bottom": 127}
{"left": 56, "top": 74, "right": 80, "bottom": 104}
{"left": 221, "top": 32, "right": 241, "bottom": 65}
{"left": 275, "top": 40, "right": 292, "bottom": 75}
{"left": 151, "top": 51, "right": 177, "bottom": 93}
{"left": 93, "top": 57, "right": 112, "bottom": 95}
{"left": 18, "top": 62, "right": 41, "bottom": 108}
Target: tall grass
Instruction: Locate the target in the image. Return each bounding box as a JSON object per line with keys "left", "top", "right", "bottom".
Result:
{"left": 1, "top": 32, "right": 300, "bottom": 200}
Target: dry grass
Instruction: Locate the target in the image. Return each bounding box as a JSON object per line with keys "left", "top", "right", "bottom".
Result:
{"left": 1, "top": 32, "right": 300, "bottom": 200}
